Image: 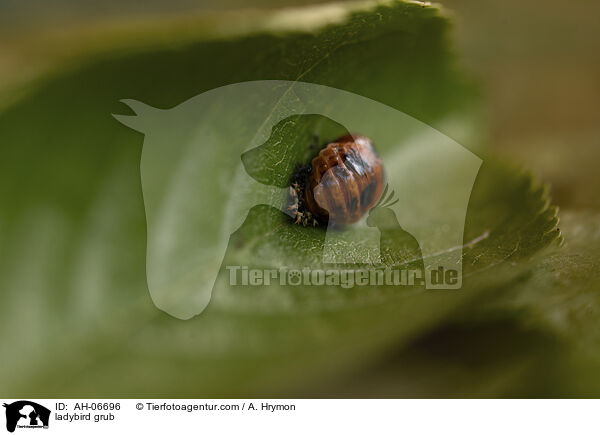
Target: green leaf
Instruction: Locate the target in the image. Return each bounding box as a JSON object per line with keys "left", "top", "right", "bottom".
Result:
{"left": 0, "top": 0, "right": 559, "bottom": 397}
{"left": 456, "top": 211, "right": 600, "bottom": 396}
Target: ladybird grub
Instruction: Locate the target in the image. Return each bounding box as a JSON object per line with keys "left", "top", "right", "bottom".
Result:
{"left": 287, "top": 134, "right": 385, "bottom": 227}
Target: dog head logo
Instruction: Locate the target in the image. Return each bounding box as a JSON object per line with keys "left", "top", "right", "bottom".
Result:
{"left": 114, "top": 80, "right": 481, "bottom": 319}
{"left": 3, "top": 401, "right": 50, "bottom": 432}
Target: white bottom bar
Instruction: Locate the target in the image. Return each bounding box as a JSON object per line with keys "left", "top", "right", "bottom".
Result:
{"left": 1, "top": 399, "right": 596, "bottom": 434}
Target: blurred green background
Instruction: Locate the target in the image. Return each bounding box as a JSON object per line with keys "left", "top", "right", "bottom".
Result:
{"left": 2, "top": 0, "right": 598, "bottom": 206}
{"left": 0, "top": 0, "right": 599, "bottom": 397}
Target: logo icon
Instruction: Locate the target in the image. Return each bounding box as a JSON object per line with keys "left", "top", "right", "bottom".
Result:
{"left": 114, "top": 80, "right": 482, "bottom": 319}
{"left": 3, "top": 401, "right": 50, "bottom": 433}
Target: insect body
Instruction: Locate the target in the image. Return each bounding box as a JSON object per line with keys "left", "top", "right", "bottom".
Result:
{"left": 288, "top": 134, "right": 385, "bottom": 226}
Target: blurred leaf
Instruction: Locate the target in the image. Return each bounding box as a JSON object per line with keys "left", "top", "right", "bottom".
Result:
{"left": 379, "top": 211, "right": 600, "bottom": 399}
{"left": 0, "top": 0, "right": 560, "bottom": 397}
{"left": 464, "top": 211, "right": 600, "bottom": 396}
